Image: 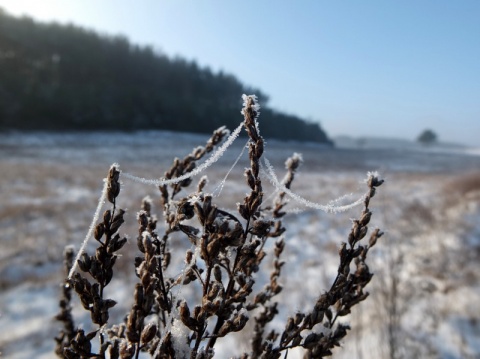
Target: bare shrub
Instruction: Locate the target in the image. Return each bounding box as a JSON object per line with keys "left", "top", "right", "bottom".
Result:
{"left": 55, "top": 95, "right": 384, "bottom": 358}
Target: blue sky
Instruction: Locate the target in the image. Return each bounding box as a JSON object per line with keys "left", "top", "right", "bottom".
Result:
{"left": 1, "top": 1, "right": 479, "bottom": 146}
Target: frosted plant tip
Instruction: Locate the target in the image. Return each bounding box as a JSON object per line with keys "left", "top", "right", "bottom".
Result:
{"left": 241, "top": 94, "right": 261, "bottom": 114}
{"left": 366, "top": 171, "right": 384, "bottom": 187}
{"left": 293, "top": 153, "right": 303, "bottom": 161}
{"left": 286, "top": 152, "right": 303, "bottom": 170}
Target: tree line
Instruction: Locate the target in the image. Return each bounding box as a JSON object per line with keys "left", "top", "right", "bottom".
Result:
{"left": 0, "top": 8, "right": 332, "bottom": 144}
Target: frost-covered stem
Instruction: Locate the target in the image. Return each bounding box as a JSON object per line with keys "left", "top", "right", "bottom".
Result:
{"left": 207, "top": 95, "right": 263, "bottom": 352}
{"left": 67, "top": 179, "right": 108, "bottom": 280}
{"left": 205, "top": 241, "right": 245, "bottom": 351}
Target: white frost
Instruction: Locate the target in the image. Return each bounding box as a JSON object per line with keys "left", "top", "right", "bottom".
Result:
{"left": 170, "top": 319, "right": 192, "bottom": 358}
{"left": 261, "top": 157, "right": 365, "bottom": 213}
{"left": 68, "top": 178, "right": 108, "bottom": 279}
{"left": 121, "top": 122, "right": 243, "bottom": 186}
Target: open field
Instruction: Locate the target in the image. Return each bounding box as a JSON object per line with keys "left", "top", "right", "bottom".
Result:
{"left": 1, "top": 130, "right": 480, "bottom": 358}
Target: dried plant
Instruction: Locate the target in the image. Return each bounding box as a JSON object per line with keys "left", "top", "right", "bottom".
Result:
{"left": 56, "top": 95, "right": 384, "bottom": 359}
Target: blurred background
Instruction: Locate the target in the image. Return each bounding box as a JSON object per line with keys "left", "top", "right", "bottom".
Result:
{"left": 0, "top": 1, "right": 479, "bottom": 358}
{"left": 0, "top": 0, "right": 479, "bottom": 147}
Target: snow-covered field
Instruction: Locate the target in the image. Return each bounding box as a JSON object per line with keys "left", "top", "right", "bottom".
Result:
{"left": 1, "top": 130, "right": 480, "bottom": 358}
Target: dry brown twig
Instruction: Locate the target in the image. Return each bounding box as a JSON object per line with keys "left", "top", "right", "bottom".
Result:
{"left": 56, "top": 95, "right": 384, "bottom": 359}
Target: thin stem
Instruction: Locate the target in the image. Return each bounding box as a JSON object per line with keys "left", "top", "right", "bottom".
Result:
{"left": 135, "top": 343, "right": 141, "bottom": 359}
{"left": 191, "top": 323, "right": 207, "bottom": 359}
{"left": 204, "top": 265, "right": 213, "bottom": 296}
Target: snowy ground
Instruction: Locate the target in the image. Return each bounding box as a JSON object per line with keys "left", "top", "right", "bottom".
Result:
{"left": 1, "top": 130, "right": 480, "bottom": 358}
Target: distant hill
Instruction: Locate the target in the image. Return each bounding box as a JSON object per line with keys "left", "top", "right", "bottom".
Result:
{"left": 334, "top": 135, "right": 467, "bottom": 151}
{"left": 0, "top": 9, "right": 333, "bottom": 145}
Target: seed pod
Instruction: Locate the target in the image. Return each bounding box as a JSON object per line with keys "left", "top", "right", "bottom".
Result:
{"left": 207, "top": 282, "right": 222, "bottom": 300}
{"left": 179, "top": 300, "right": 190, "bottom": 321}
{"left": 368, "top": 176, "right": 374, "bottom": 188}
{"left": 254, "top": 292, "right": 266, "bottom": 305}
{"left": 303, "top": 333, "right": 321, "bottom": 349}
{"left": 358, "top": 226, "right": 368, "bottom": 240}
{"left": 237, "top": 203, "right": 249, "bottom": 220}
{"left": 285, "top": 317, "right": 295, "bottom": 332}
{"left": 203, "top": 195, "right": 212, "bottom": 212}
{"left": 109, "top": 236, "right": 127, "bottom": 253}
{"left": 185, "top": 250, "right": 193, "bottom": 264}
{"left": 359, "top": 210, "right": 372, "bottom": 226}
{"left": 310, "top": 308, "right": 324, "bottom": 325}
{"left": 78, "top": 252, "right": 91, "bottom": 272}
{"left": 206, "top": 205, "right": 218, "bottom": 226}
{"left": 352, "top": 221, "right": 361, "bottom": 240}
{"left": 163, "top": 252, "right": 171, "bottom": 268}
{"left": 249, "top": 195, "right": 262, "bottom": 215}
{"left": 105, "top": 299, "right": 117, "bottom": 309}
{"left": 244, "top": 169, "right": 255, "bottom": 190}
{"left": 103, "top": 210, "right": 112, "bottom": 225}
{"left": 94, "top": 223, "right": 105, "bottom": 240}
{"left": 251, "top": 160, "right": 259, "bottom": 178}
{"left": 142, "top": 233, "right": 154, "bottom": 254}
{"left": 110, "top": 210, "right": 125, "bottom": 234}
{"left": 369, "top": 228, "right": 383, "bottom": 247}
{"left": 194, "top": 202, "right": 205, "bottom": 225}
{"left": 352, "top": 245, "right": 365, "bottom": 258}
{"left": 217, "top": 320, "right": 233, "bottom": 337}
{"left": 126, "top": 311, "right": 140, "bottom": 343}
{"left": 95, "top": 246, "right": 108, "bottom": 263}
{"left": 368, "top": 175, "right": 384, "bottom": 188}
{"left": 107, "top": 182, "right": 120, "bottom": 203}
{"left": 251, "top": 220, "right": 272, "bottom": 236}
{"left": 104, "top": 267, "right": 114, "bottom": 286}
{"left": 134, "top": 284, "right": 144, "bottom": 306}
{"left": 141, "top": 271, "right": 153, "bottom": 288}
{"left": 334, "top": 324, "right": 350, "bottom": 339}
{"left": 109, "top": 165, "right": 120, "bottom": 181}
{"left": 236, "top": 273, "right": 246, "bottom": 287}
{"left": 202, "top": 300, "right": 216, "bottom": 315}
{"left": 137, "top": 211, "right": 148, "bottom": 229}
{"left": 193, "top": 305, "right": 201, "bottom": 320}
{"left": 255, "top": 139, "right": 264, "bottom": 158}
{"left": 338, "top": 242, "right": 348, "bottom": 260}
{"left": 109, "top": 339, "right": 120, "bottom": 359}
{"left": 295, "top": 313, "right": 305, "bottom": 325}
{"left": 325, "top": 308, "right": 333, "bottom": 322}
{"left": 214, "top": 265, "right": 222, "bottom": 282}
{"left": 197, "top": 175, "right": 208, "bottom": 192}
{"left": 232, "top": 311, "right": 249, "bottom": 332}
{"left": 212, "top": 297, "right": 224, "bottom": 311}
{"left": 120, "top": 341, "right": 135, "bottom": 359}
{"left": 141, "top": 323, "right": 157, "bottom": 344}
{"left": 292, "top": 335, "right": 302, "bottom": 347}
{"left": 159, "top": 184, "right": 168, "bottom": 201}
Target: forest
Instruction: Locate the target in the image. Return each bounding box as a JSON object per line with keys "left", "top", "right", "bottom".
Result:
{"left": 0, "top": 9, "right": 332, "bottom": 144}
